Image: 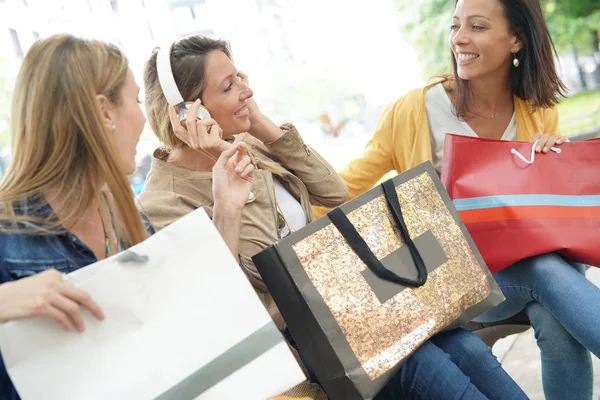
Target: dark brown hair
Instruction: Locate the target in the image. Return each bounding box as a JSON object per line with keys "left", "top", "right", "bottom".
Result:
{"left": 450, "top": 0, "right": 567, "bottom": 120}
{"left": 144, "top": 36, "right": 232, "bottom": 149}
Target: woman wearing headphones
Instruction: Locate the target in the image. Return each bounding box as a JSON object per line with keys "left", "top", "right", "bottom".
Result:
{"left": 139, "top": 36, "right": 527, "bottom": 399}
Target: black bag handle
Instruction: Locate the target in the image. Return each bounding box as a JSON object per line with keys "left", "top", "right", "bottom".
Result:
{"left": 327, "top": 179, "right": 428, "bottom": 287}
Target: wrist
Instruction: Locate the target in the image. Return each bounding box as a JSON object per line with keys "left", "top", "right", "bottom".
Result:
{"left": 213, "top": 201, "right": 244, "bottom": 216}
{"left": 207, "top": 142, "right": 232, "bottom": 161}
{"left": 248, "top": 114, "right": 266, "bottom": 137}
{"left": 249, "top": 114, "right": 281, "bottom": 142}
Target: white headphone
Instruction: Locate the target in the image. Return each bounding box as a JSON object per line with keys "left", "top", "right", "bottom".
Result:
{"left": 156, "top": 42, "right": 211, "bottom": 121}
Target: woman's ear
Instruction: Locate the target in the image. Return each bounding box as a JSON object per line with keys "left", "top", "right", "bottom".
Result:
{"left": 510, "top": 35, "right": 524, "bottom": 54}
{"left": 96, "top": 94, "right": 116, "bottom": 131}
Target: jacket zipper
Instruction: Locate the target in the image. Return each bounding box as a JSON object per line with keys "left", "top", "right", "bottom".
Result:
{"left": 265, "top": 171, "right": 282, "bottom": 240}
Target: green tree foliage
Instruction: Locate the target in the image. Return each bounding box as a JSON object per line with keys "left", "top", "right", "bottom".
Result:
{"left": 544, "top": 0, "right": 600, "bottom": 54}
{"left": 397, "top": 0, "right": 454, "bottom": 77}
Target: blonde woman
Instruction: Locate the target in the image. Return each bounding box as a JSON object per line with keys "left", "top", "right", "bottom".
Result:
{"left": 0, "top": 34, "right": 254, "bottom": 400}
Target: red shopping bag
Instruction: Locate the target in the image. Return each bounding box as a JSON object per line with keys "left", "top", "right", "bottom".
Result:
{"left": 441, "top": 133, "right": 600, "bottom": 273}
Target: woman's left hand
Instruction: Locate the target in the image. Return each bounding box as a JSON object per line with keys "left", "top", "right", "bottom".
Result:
{"left": 237, "top": 71, "right": 283, "bottom": 143}
{"left": 532, "top": 133, "right": 568, "bottom": 153}
{"left": 237, "top": 71, "right": 262, "bottom": 124}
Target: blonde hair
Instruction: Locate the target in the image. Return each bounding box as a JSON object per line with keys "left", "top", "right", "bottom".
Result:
{"left": 0, "top": 34, "right": 147, "bottom": 249}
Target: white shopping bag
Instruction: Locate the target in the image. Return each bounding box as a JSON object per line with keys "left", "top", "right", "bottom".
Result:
{"left": 0, "top": 208, "right": 305, "bottom": 400}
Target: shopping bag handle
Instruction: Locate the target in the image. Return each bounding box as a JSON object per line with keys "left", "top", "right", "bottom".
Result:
{"left": 327, "top": 179, "right": 428, "bottom": 287}
{"left": 510, "top": 139, "right": 564, "bottom": 165}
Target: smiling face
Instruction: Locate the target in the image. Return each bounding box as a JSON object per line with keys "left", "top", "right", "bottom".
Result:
{"left": 200, "top": 50, "right": 254, "bottom": 137}
{"left": 449, "top": 0, "right": 522, "bottom": 82}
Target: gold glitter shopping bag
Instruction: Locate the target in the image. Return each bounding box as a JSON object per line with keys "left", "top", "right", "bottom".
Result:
{"left": 253, "top": 162, "right": 504, "bottom": 400}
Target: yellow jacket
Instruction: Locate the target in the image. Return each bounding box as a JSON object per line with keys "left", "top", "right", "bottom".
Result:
{"left": 314, "top": 77, "right": 560, "bottom": 218}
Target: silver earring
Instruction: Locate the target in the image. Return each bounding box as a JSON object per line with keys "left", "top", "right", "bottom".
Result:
{"left": 111, "top": 123, "right": 116, "bottom": 132}
{"left": 512, "top": 53, "right": 520, "bottom": 68}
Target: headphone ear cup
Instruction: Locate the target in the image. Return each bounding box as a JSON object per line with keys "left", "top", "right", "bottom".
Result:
{"left": 196, "top": 105, "right": 211, "bottom": 120}
{"left": 177, "top": 102, "right": 212, "bottom": 121}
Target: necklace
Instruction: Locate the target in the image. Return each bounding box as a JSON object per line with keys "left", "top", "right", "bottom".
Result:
{"left": 104, "top": 225, "right": 111, "bottom": 257}
{"left": 476, "top": 109, "right": 496, "bottom": 119}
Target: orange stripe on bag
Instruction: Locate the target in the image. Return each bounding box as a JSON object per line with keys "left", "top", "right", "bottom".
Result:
{"left": 459, "top": 206, "right": 600, "bottom": 224}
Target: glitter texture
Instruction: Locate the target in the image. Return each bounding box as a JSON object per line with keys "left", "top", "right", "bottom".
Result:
{"left": 292, "top": 173, "right": 491, "bottom": 380}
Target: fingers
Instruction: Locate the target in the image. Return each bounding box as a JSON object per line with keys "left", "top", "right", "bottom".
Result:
{"left": 50, "top": 292, "right": 86, "bottom": 332}
{"left": 168, "top": 104, "right": 182, "bottom": 130}
{"left": 50, "top": 285, "right": 106, "bottom": 332}
{"left": 232, "top": 144, "right": 254, "bottom": 181}
{"left": 215, "top": 141, "right": 242, "bottom": 168}
{"left": 532, "top": 132, "right": 544, "bottom": 152}
{"left": 235, "top": 150, "right": 252, "bottom": 173}
{"left": 233, "top": 142, "right": 248, "bottom": 163}
{"left": 45, "top": 304, "right": 77, "bottom": 332}
{"left": 237, "top": 70, "right": 248, "bottom": 84}
{"left": 239, "top": 163, "right": 255, "bottom": 180}
{"left": 540, "top": 134, "right": 558, "bottom": 153}
{"left": 170, "top": 98, "right": 222, "bottom": 153}
{"left": 185, "top": 99, "right": 202, "bottom": 138}
{"left": 215, "top": 141, "right": 253, "bottom": 176}
{"left": 533, "top": 133, "right": 564, "bottom": 153}
{"left": 61, "top": 285, "right": 105, "bottom": 321}
{"left": 203, "top": 122, "right": 222, "bottom": 140}
{"left": 170, "top": 105, "right": 193, "bottom": 147}
{"left": 556, "top": 136, "right": 568, "bottom": 145}
{"left": 232, "top": 132, "right": 248, "bottom": 146}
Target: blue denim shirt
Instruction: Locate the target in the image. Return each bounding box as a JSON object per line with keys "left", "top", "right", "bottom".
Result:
{"left": 0, "top": 197, "right": 154, "bottom": 400}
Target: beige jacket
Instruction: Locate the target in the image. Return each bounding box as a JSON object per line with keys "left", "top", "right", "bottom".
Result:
{"left": 139, "top": 124, "right": 348, "bottom": 329}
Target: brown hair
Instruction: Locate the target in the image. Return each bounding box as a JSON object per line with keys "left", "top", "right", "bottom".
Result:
{"left": 0, "top": 34, "right": 147, "bottom": 249}
{"left": 450, "top": 0, "right": 567, "bottom": 120}
{"left": 144, "top": 36, "right": 232, "bottom": 149}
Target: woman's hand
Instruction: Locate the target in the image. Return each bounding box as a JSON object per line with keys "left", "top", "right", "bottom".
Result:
{"left": 211, "top": 134, "right": 255, "bottom": 257}
{"left": 212, "top": 133, "right": 255, "bottom": 211}
{"left": 532, "top": 133, "right": 568, "bottom": 153}
{"left": 169, "top": 99, "right": 230, "bottom": 160}
{"left": 0, "top": 269, "right": 105, "bottom": 332}
{"left": 237, "top": 71, "right": 262, "bottom": 124}
{"left": 237, "top": 71, "right": 283, "bottom": 144}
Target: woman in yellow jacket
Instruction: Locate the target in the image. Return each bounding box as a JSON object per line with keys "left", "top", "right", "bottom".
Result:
{"left": 316, "top": 0, "right": 600, "bottom": 398}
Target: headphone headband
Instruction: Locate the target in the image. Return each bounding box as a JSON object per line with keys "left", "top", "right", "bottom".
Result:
{"left": 156, "top": 42, "right": 185, "bottom": 107}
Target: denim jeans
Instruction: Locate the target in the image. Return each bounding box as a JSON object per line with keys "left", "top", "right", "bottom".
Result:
{"left": 375, "top": 328, "right": 527, "bottom": 400}
{"left": 475, "top": 253, "right": 595, "bottom": 400}
{"left": 286, "top": 328, "right": 527, "bottom": 399}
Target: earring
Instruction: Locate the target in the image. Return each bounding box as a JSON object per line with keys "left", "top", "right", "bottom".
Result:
{"left": 111, "top": 123, "right": 116, "bottom": 132}
{"left": 512, "top": 53, "right": 520, "bottom": 68}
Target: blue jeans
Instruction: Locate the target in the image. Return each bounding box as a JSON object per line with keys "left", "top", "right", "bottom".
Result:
{"left": 286, "top": 328, "right": 526, "bottom": 399}
{"left": 475, "top": 253, "right": 595, "bottom": 400}
{"left": 375, "top": 328, "right": 527, "bottom": 400}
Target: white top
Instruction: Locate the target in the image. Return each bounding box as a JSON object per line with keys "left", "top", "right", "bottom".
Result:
{"left": 273, "top": 178, "right": 307, "bottom": 237}
{"left": 425, "top": 83, "right": 517, "bottom": 174}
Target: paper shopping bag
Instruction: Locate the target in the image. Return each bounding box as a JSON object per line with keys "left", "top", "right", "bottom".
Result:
{"left": 0, "top": 208, "right": 305, "bottom": 400}
{"left": 253, "top": 161, "right": 503, "bottom": 399}
{"left": 441, "top": 133, "right": 600, "bottom": 272}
